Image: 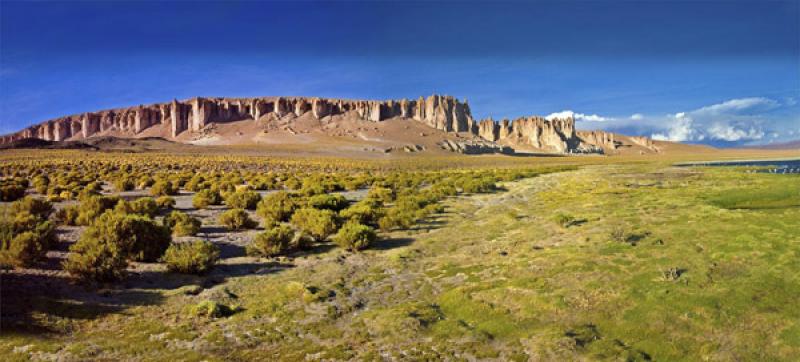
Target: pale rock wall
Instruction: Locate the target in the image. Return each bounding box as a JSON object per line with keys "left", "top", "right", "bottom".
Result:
{"left": 1, "top": 94, "right": 615, "bottom": 154}
{"left": 1, "top": 95, "right": 477, "bottom": 143}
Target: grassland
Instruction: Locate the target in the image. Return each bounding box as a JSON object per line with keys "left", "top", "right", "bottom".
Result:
{"left": 1, "top": 149, "right": 799, "bottom": 361}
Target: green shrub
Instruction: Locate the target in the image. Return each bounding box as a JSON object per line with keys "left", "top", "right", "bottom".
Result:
{"left": 114, "top": 198, "right": 159, "bottom": 217}
{"left": 136, "top": 176, "right": 153, "bottom": 189}
{"left": 333, "top": 221, "right": 376, "bottom": 251}
{"left": 223, "top": 190, "right": 261, "bottom": 210}
{"left": 155, "top": 196, "right": 176, "bottom": 209}
{"left": 339, "top": 199, "right": 383, "bottom": 226}
{"left": 0, "top": 221, "right": 56, "bottom": 268}
{"left": 290, "top": 207, "right": 337, "bottom": 241}
{"left": 553, "top": 212, "right": 576, "bottom": 228}
{"left": 32, "top": 175, "right": 50, "bottom": 194}
{"left": 367, "top": 186, "right": 395, "bottom": 203}
{"left": 164, "top": 211, "right": 202, "bottom": 236}
{"left": 150, "top": 180, "right": 178, "bottom": 196}
{"left": 247, "top": 225, "right": 295, "bottom": 257}
{"left": 307, "top": 193, "right": 349, "bottom": 211}
{"left": 218, "top": 208, "right": 257, "bottom": 230}
{"left": 1, "top": 184, "right": 26, "bottom": 201}
{"left": 63, "top": 232, "right": 128, "bottom": 282}
{"left": 162, "top": 241, "right": 220, "bottom": 274}
{"left": 193, "top": 189, "right": 222, "bottom": 209}
{"left": 190, "top": 300, "right": 233, "bottom": 318}
{"left": 256, "top": 191, "right": 298, "bottom": 223}
{"left": 11, "top": 196, "right": 53, "bottom": 220}
{"left": 377, "top": 206, "right": 416, "bottom": 231}
{"left": 113, "top": 177, "right": 135, "bottom": 192}
{"left": 79, "top": 211, "right": 172, "bottom": 262}
{"left": 55, "top": 205, "right": 80, "bottom": 225}
{"left": 75, "top": 196, "right": 121, "bottom": 226}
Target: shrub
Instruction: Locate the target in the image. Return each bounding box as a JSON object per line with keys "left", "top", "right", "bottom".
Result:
{"left": 256, "top": 191, "right": 298, "bottom": 223}
{"left": 307, "top": 193, "right": 349, "bottom": 211}
{"left": 1, "top": 184, "right": 26, "bottom": 201}
{"left": 290, "top": 207, "right": 337, "bottom": 241}
{"left": 367, "top": 186, "right": 395, "bottom": 203}
{"left": 11, "top": 196, "right": 53, "bottom": 221}
{"left": 247, "top": 225, "right": 294, "bottom": 257}
{"left": 218, "top": 208, "right": 257, "bottom": 230}
{"left": 55, "top": 205, "right": 80, "bottom": 225}
{"left": 75, "top": 196, "right": 121, "bottom": 226}
{"left": 32, "top": 175, "right": 50, "bottom": 194}
{"left": 155, "top": 196, "right": 176, "bottom": 209}
{"left": 339, "top": 199, "right": 383, "bottom": 226}
{"left": 610, "top": 224, "right": 630, "bottom": 243}
{"left": 78, "top": 211, "right": 172, "bottom": 263}
{"left": 0, "top": 221, "right": 56, "bottom": 268}
{"left": 114, "top": 198, "right": 159, "bottom": 218}
{"left": 63, "top": 232, "right": 129, "bottom": 282}
{"left": 193, "top": 189, "right": 222, "bottom": 209}
{"left": 553, "top": 212, "right": 576, "bottom": 228}
{"left": 223, "top": 190, "right": 261, "bottom": 210}
{"left": 150, "top": 180, "right": 178, "bottom": 196}
{"left": 190, "top": 300, "right": 233, "bottom": 318}
{"left": 377, "top": 206, "right": 416, "bottom": 231}
{"left": 162, "top": 241, "right": 220, "bottom": 274}
{"left": 333, "top": 221, "right": 376, "bottom": 251}
{"left": 164, "top": 211, "right": 202, "bottom": 236}
{"left": 113, "top": 177, "right": 135, "bottom": 192}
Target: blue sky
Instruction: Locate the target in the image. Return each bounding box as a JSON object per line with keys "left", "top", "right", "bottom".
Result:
{"left": 1, "top": 0, "right": 798, "bottom": 146}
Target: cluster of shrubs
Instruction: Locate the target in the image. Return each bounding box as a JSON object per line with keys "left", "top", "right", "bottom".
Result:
{"left": 246, "top": 191, "right": 380, "bottom": 257}
{"left": 2, "top": 155, "right": 577, "bottom": 280}
{"left": 1, "top": 178, "right": 28, "bottom": 201}
{"left": 0, "top": 197, "right": 57, "bottom": 268}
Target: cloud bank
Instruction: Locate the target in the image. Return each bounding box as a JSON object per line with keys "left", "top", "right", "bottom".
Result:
{"left": 568, "top": 96, "right": 797, "bottom": 146}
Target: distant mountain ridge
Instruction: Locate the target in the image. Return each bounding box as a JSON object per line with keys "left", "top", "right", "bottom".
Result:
{"left": 0, "top": 94, "right": 661, "bottom": 155}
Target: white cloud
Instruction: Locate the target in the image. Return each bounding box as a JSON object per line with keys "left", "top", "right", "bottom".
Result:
{"left": 707, "top": 123, "right": 764, "bottom": 141}
{"left": 644, "top": 98, "right": 780, "bottom": 143}
{"left": 693, "top": 97, "right": 778, "bottom": 116}
{"left": 546, "top": 110, "right": 608, "bottom": 122}
{"left": 651, "top": 113, "right": 702, "bottom": 142}
{"left": 547, "top": 96, "right": 791, "bottom": 145}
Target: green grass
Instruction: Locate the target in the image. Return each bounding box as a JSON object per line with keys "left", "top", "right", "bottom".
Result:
{"left": 3, "top": 163, "right": 799, "bottom": 360}
{"left": 708, "top": 178, "right": 800, "bottom": 209}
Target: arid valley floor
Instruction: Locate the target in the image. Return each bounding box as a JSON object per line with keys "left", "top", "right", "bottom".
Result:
{"left": 1, "top": 146, "right": 798, "bottom": 361}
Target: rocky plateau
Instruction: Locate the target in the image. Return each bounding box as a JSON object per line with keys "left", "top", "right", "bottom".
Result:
{"left": 0, "top": 95, "right": 660, "bottom": 155}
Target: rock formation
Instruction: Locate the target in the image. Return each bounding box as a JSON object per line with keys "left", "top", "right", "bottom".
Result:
{"left": 0, "top": 94, "right": 655, "bottom": 155}
{"left": 1, "top": 95, "right": 477, "bottom": 144}
{"left": 477, "top": 116, "right": 584, "bottom": 153}
{"left": 577, "top": 130, "right": 659, "bottom": 153}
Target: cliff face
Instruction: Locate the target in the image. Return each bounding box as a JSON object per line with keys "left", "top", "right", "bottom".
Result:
{"left": 0, "top": 95, "right": 478, "bottom": 144}
{"left": 476, "top": 116, "right": 585, "bottom": 153}
{"left": 0, "top": 94, "right": 646, "bottom": 155}
{"left": 577, "top": 130, "right": 659, "bottom": 154}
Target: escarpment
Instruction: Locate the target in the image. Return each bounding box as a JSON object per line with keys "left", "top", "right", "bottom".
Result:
{"left": 0, "top": 94, "right": 656, "bottom": 155}
{"left": 1, "top": 95, "right": 477, "bottom": 142}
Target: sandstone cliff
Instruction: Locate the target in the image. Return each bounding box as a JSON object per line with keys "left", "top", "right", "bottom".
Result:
{"left": 0, "top": 94, "right": 655, "bottom": 155}
{"left": 0, "top": 95, "right": 477, "bottom": 144}
{"left": 477, "top": 116, "right": 588, "bottom": 153}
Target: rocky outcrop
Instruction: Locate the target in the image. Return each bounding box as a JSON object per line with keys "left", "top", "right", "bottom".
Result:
{"left": 0, "top": 94, "right": 635, "bottom": 155}
{"left": 477, "top": 116, "right": 583, "bottom": 153}
{"left": 577, "top": 130, "right": 659, "bottom": 153}
{"left": 439, "top": 139, "right": 514, "bottom": 155}
{"left": 578, "top": 131, "right": 617, "bottom": 150}
{"left": 1, "top": 95, "right": 478, "bottom": 143}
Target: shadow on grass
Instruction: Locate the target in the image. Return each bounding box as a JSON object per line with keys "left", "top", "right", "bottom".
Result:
{"left": 216, "top": 242, "right": 247, "bottom": 258}
{"left": 371, "top": 237, "right": 415, "bottom": 250}
{"left": 1, "top": 257, "right": 293, "bottom": 335}
{"left": 0, "top": 272, "right": 165, "bottom": 334}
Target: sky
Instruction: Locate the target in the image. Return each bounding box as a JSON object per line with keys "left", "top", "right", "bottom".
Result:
{"left": 1, "top": 0, "right": 798, "bottom": 147}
